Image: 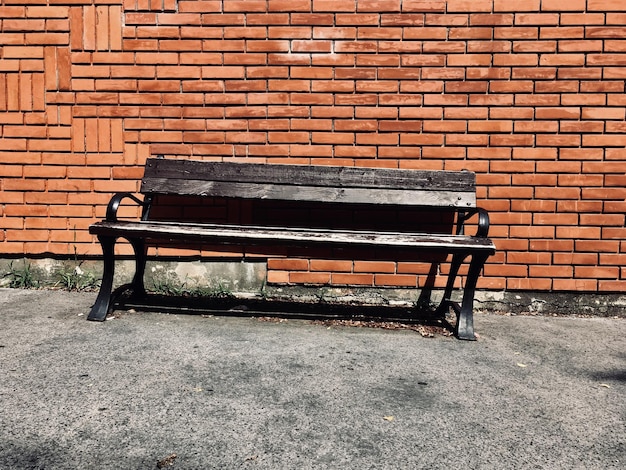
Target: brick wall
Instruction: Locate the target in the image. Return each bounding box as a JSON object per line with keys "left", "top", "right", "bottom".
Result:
{"left": 0, "top": 0, "right": 625, "bottom": 293}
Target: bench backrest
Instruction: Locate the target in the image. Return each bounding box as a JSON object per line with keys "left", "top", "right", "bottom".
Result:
{"left": 140, "top": 158, "right": 477, "bottom": 209}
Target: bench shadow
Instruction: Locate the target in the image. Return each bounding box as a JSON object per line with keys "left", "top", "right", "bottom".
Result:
{"left": 591, "top": 370, "right": 626, "bottom": 382}
{"left": 109, "top": 286, "right": 456, "bottom": 336}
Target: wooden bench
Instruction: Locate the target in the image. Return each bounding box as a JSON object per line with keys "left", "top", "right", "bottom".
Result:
{"left": 88, "top": 157, "right": 495, "bottom": 340}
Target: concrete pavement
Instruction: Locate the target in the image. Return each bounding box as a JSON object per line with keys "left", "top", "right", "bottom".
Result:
{"left": 0, "top": 288, "right": 624, "bottom": 469}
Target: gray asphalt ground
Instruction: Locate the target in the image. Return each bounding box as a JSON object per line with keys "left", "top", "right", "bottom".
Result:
{"left": 0, "top": 288, "right": 624, "bottom": 469}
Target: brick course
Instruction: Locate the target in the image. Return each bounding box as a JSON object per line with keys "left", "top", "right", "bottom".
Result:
{"left": 0, "top": 0, "right": 624, "bottom": 292}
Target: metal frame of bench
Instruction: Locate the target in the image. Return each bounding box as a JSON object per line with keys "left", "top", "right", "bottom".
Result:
{"left": 88, "top": 157, "right": 496, "bottom": 340}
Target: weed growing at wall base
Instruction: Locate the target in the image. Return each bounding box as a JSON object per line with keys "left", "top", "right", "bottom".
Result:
{"left": 55, "top": 264, "right": 100, "bottom": 292}
{"left": 2, "top": 260, "right": 39, "bottom": 289}
{"left": 150, "top": 269, "right": 234, "bottom": 299}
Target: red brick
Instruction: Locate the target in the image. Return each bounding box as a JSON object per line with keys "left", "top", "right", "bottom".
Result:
{"left": 381, "top": 14, "right": 423, "bottom": 27}
{"left": 313, "top": 0, "right": 356, "bottom": 12}
{"left": 354, "top": 261, "right": 395, "bottom": 273}
{"left": 267, "top": 271, "right": 290, "bottom": 284}
{"left": 493, "top": 0, "right": 537, "bottom": 11}
{"left": 447, "top": 0, "right": 492, "bottom": 12}
{"left": 600, "top": 254, "right": 626, "bottom": 269}
{"left": 331, "top": 273, "right": 374, "bottom": 286}
{"left": 558, "top": 174, "right": 604, "bottom": 187}
{"left": 575, "top": 267, "right": 619, "bottom": 280}
{"left": 224, "top": 1, "right": 268, "bottom": 12}
{"left": 289, "top": 272, "right": 331, "bottom": 285}
{"left": 587, "top": 0, "right": 626, "bottom": 11}
{"left": 552, "top": 279, "right": 597, "bottom": 291}
{"left": 374, "top": 274, "right": 417, "bottom": 287}
{"left": 506, "top": 278, "right": 552, "bottom": 290}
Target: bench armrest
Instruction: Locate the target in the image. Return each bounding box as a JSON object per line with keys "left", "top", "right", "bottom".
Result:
{"left": 456, "top": 207, "right": 490, "bottom": 238}
{"left": 106, "top": 192, "right": 150, "bottom": 222}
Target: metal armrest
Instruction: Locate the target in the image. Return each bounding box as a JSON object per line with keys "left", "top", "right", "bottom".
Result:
{"left": 475, "top": 207, "right": 490, "bottom": 238}
{"left": 105, "top": 193, "right": 149, "bottom": 222}
{"left": 456, "top": 207, "right": 490, "bottom": 238}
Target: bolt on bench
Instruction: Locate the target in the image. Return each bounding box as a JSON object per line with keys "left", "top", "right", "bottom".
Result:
{"left": 88, "top": 157, "right": 495, "bottom": 340}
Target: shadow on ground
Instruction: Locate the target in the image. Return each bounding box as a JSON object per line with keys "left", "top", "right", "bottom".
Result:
{"left": 112, "top": 291, "right": 457, "bottom": 335}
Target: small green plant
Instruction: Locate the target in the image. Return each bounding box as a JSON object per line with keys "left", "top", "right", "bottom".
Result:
{"left": 170, "top": 281, "right": 234, "bottom": 299}
{"left": 150, "top": 270, "right": 188, "bottom": 296}
{"left": 54, "top": 232, "right": 100, "bottom": 291}
{"left": 150, "top": 269, "right": 234, "bottom": 299}
{"left": 315, "top": 287, "right": 330, "bottom": 303}
{"left": 3, "top": 260, "right": 39, "bottom": 289}
{"left": 206, "top": 282, "right": 233, "bottom": 299}
{"left": 56, "top": 264, "right": 100, "bottom": 292}
{"left": 259, "top": 278, "right": 268, "bottom": 300}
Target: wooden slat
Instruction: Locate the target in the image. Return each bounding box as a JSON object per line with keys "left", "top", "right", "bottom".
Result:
{"left": 90, "top": 221, "right": 496, "bottom": 253}
{"left": 140, "top": 159, "right": 477, "bottom": 208}
{"left": 142, "top": 158, "right": 476, "bottom": 191}
{"left": 141, "top": 178, "right": 476, "bottom": 208}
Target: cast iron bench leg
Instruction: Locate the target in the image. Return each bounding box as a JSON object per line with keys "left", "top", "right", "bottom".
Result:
{"left": 88, "top": 236, "right": 117, "bottom": 321}
{"left": 455, "top": 252, "right": 489, "bottom": 341}
{"left": 129, "top": 238, "right": 147, "bottom": 298}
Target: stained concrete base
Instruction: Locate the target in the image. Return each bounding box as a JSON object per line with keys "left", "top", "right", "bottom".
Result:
{"left": 1, "top": 257, "right": 625, "bottom": 318}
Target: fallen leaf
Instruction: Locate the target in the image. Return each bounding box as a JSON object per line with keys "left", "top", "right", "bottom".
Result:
{"left": 383, "top": 416, "right": 394, "bottom": 421}
{"left": 310, "top": 319, "right": 452, "bottom": 337}
{"left": 517, "top": 363, "right": 528, "bottom": 368}
{"left": 416, "top": 326, "right": 434, "bottom": 338}
{"left": 156, "top": 453, "right": 177, "bottom": 468}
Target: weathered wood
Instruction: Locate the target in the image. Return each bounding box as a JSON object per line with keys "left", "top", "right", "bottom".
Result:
{"left": 140, "top": 159, "right": 477, "bottom": 208}
{"left": 141, "top": 178, "right": 476, "bottom": 208}
{"left": 143, "top": 158, "right": 475, "bottom": 191}
{"left": 90, "top": 220, "right": 496, "bottom": 253}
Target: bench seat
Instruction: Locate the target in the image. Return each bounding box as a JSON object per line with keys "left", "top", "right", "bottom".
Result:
{"left": 90, "top": 220, "right": 495, "bottom": 253}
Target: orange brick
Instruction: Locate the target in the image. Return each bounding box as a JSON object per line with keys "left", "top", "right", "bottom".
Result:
{"left": 599, "top": 280, "right": 626, "bottom": 292}
{"left": 267, "top": 258, "right": 309, "bottom": 271}
{"left": 374, "top": 274, "right": 418, "bottom": 287}
{"left": 109, "top": 6, "right": 122, "bottom": 51}
{"left": 267, "top": 270, "right": 290, "bottom": 284}
{"left": 588, "top": 0, "right": 626, "bottom": 11}
{"left": 289, "top": 272, "right": 331, "bottom": 285}
{"left": 354, "top": 261, "right": 395, "bottom": 273}
{"left": 268, "top": 0, "right": 311, "bottom": 11}
{"left": 331, "top": 273, "right": 374, "bottom": 286}
{"left": 310, "top": 259, "right": 352, "bottom": 272}
{"left": 575, "top": 267, "right": 619, "bottom": 280}
{"left": 507, "top": 278, "right": 553, "bottom": 290}
{"left": 397, "top": 262, "right": 436, "bottom": 275}
{"left": 224, "top": 0, "right": 268, "bottom": 12}
{"left": 313, "top": 0, "right": 356, "bottom": 12}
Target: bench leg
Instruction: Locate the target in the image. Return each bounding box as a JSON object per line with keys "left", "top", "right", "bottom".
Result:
{"left": 129, "top": 238, "right": 147, "bottom": 298}
{"left": 455, "top": 252, "right": 489, "bottom": 341}
{"left": 88, "top": 236, "right": 117, "bottom": 321}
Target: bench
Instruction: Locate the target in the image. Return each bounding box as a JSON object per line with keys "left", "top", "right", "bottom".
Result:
{"left": 88, "top": 157, "right": 495, "bottom": 340}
